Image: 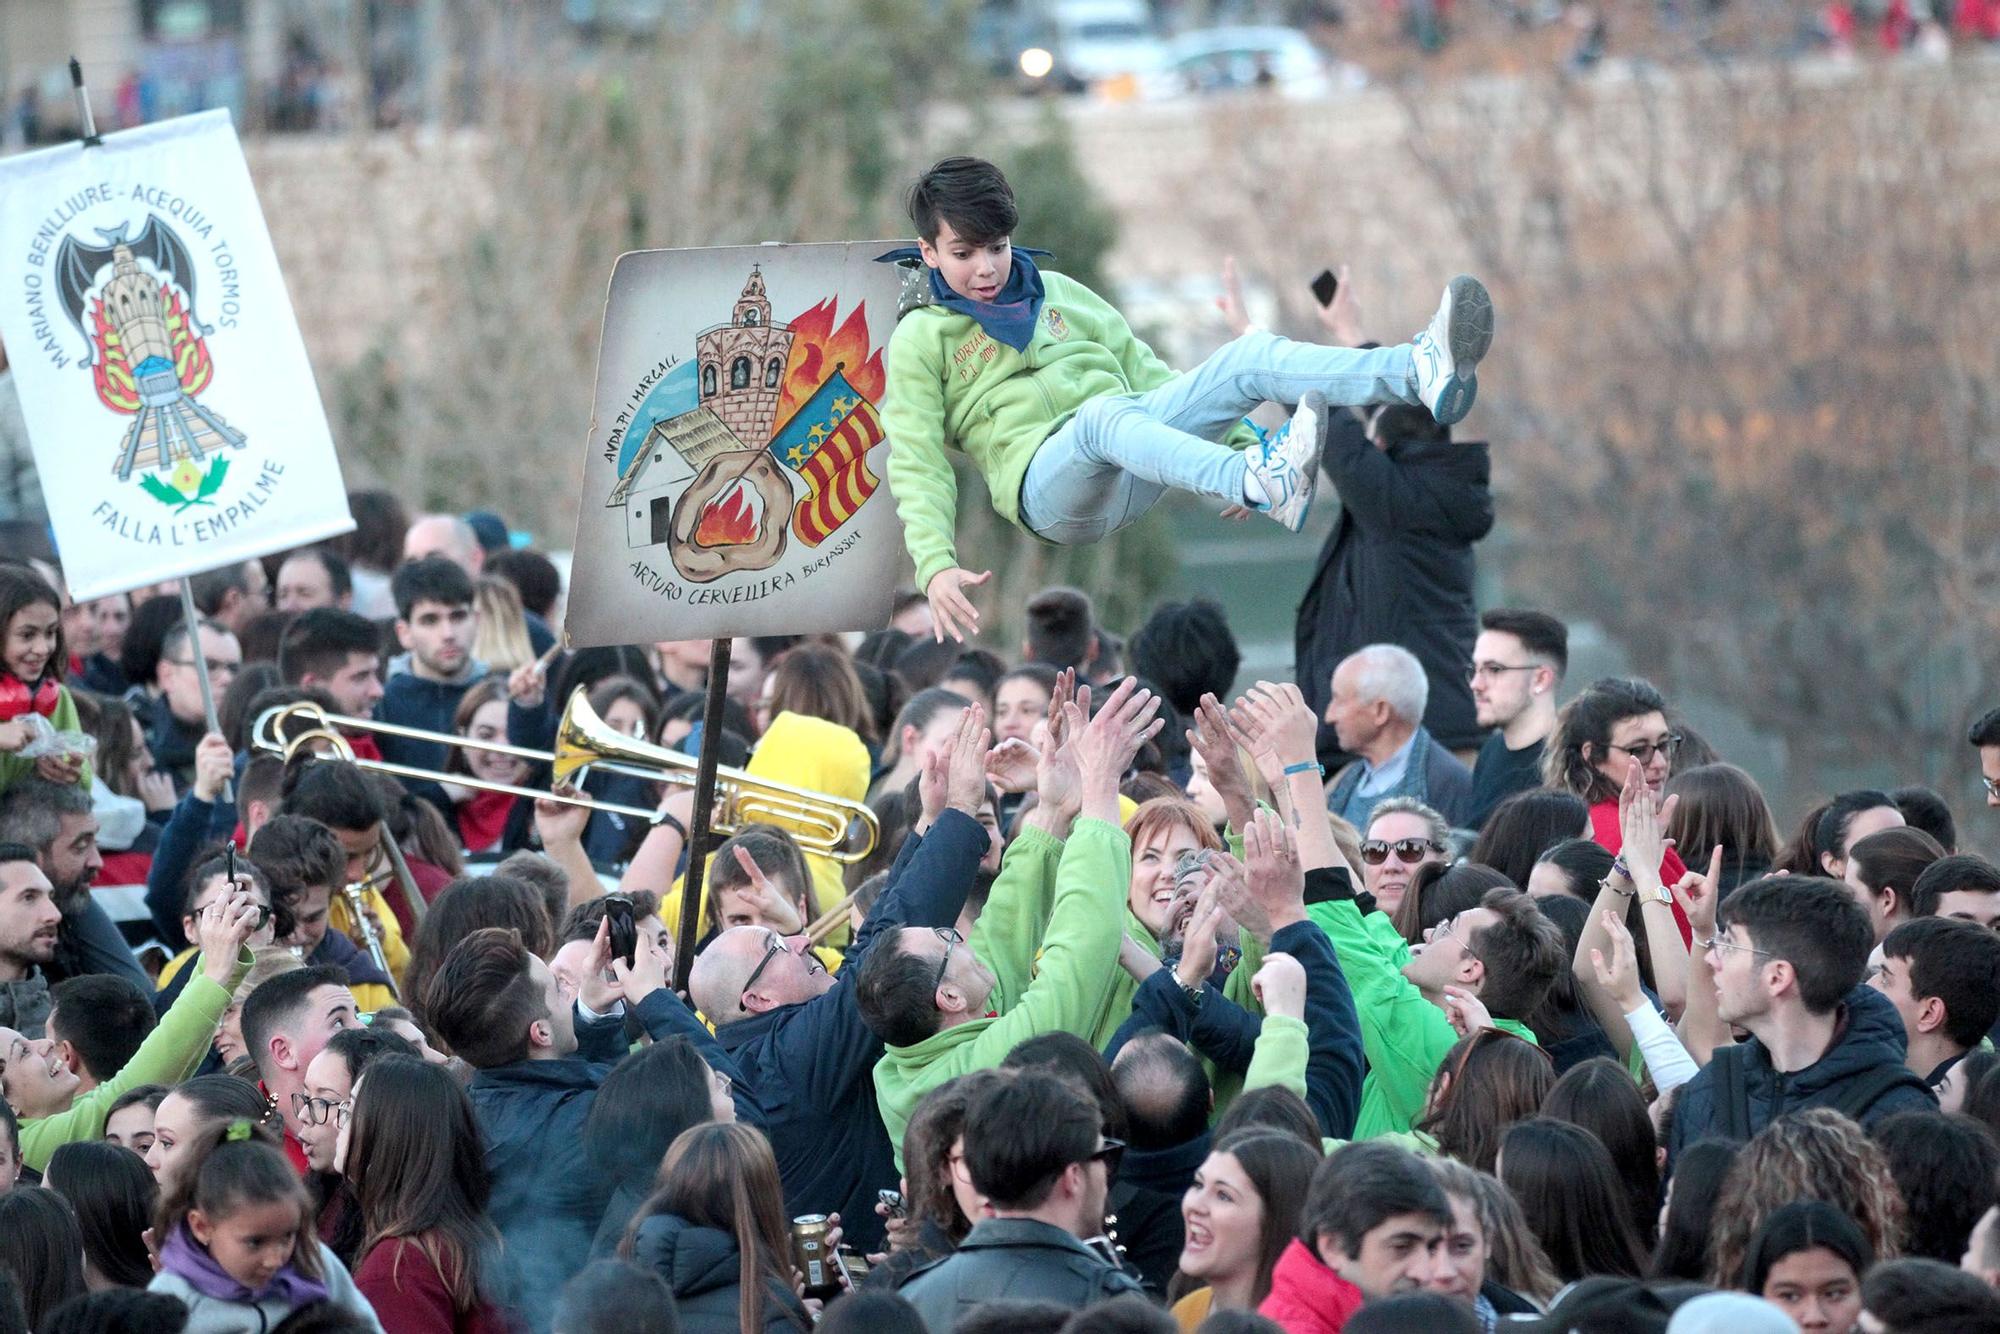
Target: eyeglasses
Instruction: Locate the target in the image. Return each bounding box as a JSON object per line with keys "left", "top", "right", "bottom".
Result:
{"left": 291, "top": 1092, "right": 351, "bottom": 1127}
{"left": 1466, "top": 661, "right": 1538, "bottom": 684}
{"left": 1703, "top": 932, "right": 1774, "bottom": 961}
{"left": 1605, "top": 735, "right": 1683, "bottom": 764}
{"left": 739, "top": 934, "right": 790, "bottom": 1012}
{"left": 170, "top": 657, "right": 241, "bottom": 677}
{"left": 1360, "top": 838, "right": 1445, "bottom": 866}
{"left": 1983, "top": 776, "right": 2000, "bottom": 799}
{"left": 931, "top": 926, "right": 964, "bottom": 996}
{"left": 1087, "top": 1137, "right": 1127, "bottom": 1178}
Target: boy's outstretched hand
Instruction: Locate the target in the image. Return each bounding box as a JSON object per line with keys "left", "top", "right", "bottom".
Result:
{"left": 926, "top": 566, "right": 992, "bottom": 644}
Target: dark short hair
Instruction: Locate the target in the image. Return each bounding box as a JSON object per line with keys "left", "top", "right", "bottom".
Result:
{"left": 1716, "top": 875, "right": 1873, "bottom": 1013}
{"left": 1112, "top": 1032, "right": 1210, "bottom": 1151}
{"left": 41, "top": 1289, "right": 191, "bottom": 1334}
{"left": 1024, "top": 586, "right": 1096, "bottom": 672}
{"left": 249, "top": 816, "right": 345, "bottom": 915}
{"left": 484, "top": 549, "right": 561, "bottom": 622}
{"left": 952, "top": 1302, "right": 1070, "bottom": 1334}
{"left": 1466, "top": 888, "right": 1568, "bottom": 1021}
{"left": 1467, "top": 789, "right": 1591, "bottom": 890}
{"left": 0, "top": 778, "right": 93, "bottom": 856}
{"left": 815, "top": 1291, "right": 926, "bottom": 1334}
{"left": 553, "top": 1259, "right": 679, "bottom": 1334}
{"left": 1478, "top": 609, "right": 1569, "bottom": 677}
{"left": 47, "top": 975, "right": 156, "bottom": 1082}
{"left": 188, "top": 562, "right": 251, "bottom": 615}
{"left": 278, "top": 608, "right": 381, "bottom": 685}
{"left": 1910, "top": 855, "right": 2000, "bottom": 920}
{"left": 1870, "top": 1112, "right": 2000, "bottom": 1264}
{"left": 1301, "top": 1141, "right": 1450, "bottom": 1258}
{"left": 1861, "top": 1257, "right": 2000, "bottom": 1331}
{"left": 1742, "top": 1199, "right": 1872, "bottom": 1292}
{"left": 908, "top": 156, "right": 1018, "bottom": 245}
{"left": 1968, "top": 707, "right": 2000, "bottom": 749}
{"left": 558, "top": 888, "right": 661, "bottom": 945}
{"left": 279, "top": 546, "right": 353, "bottom": 600}
{"left": 1847, "top": 828, "right": 1945, "bottom": 918}
{"left": 854, "top": 932, "right": 946, "bottom": 1048}
{"left": 1371, "top": 404, "right": 1449, "bottom": 449}
{"left": 390, "top": 555, "right": 474, "bottom": 620}
{"left": 239, "top": 964, "right": 351, "bottom": 1081}
{"left": 1890, "top": 786, "right": 1958, "bottom": 854}
{"left": 1815, "top": 790, "right": 1899, "bottom": 864}
{"left": 961, "top": 1070, "right": 1101, "bottom": 1210}
{"left": 1127, "top": 599, "right": 1240, "bottom": 718}
{"left": 1213, "top": 1084, "right": 1322, "bottom": 1151}
{"left": 1056, "top": 1294, "right": 1179, "bottom": 1334}
{"left": 423, "top": 928, "right": 546, "bottom": 1070}
{"left": 1882, "top": 917, "right": 2000, "bottom": 1046}
{"left": 1531, "top": 837, "right": 1615, "bottom": 900}
{"left": 318, "top": 1025, "right": 417, "bottom": 1086}
{"left": 1343, "top": 1293, "right": 1480, "bottom": 1334}
{"left": 279, "top": 757, "right": 385, "bottom": 833}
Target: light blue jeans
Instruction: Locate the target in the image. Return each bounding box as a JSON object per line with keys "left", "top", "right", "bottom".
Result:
{"left": 1018, "top": 332, "right": 1418, "bottom": 544}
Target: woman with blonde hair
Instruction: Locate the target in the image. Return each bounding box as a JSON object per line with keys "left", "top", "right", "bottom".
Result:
{"left": 621, "top": 1122, "right": 811, "bottom": 1333}
{"left": 1704, "top": 1107, "right": 1906, "bottom": 1289}
{"left": 470, "top": 576, "right": 532, "bottom": 674}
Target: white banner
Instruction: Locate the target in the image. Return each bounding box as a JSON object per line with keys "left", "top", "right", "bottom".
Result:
{"left": 0, "top": 110, "right": 352, "bottom": 600}
{"left": 566, "top": 242, "right": 905, "bottom": 647}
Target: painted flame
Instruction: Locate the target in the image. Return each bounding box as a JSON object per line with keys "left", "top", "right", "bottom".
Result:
{"left": 86, "top": 281, "right": 213, "bottom": 414}
{"left": 693, "top": 479, "right": 762, "bottom": 548}
{"left": 775, "top": 298, "right": 886, "bottom": 423}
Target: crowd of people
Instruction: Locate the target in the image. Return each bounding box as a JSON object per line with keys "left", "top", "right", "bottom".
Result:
{"left": 0, "top": 482, "right": 1998, "bottom": 1334}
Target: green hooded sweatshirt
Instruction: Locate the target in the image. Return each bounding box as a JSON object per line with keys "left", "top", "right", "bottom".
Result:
{"left": 1308, "top": 899, "right": 1537, "bottom": 1140}
{"left": 875, "top": 816, "right": 1130, "bottom": 1164}
{"left": 882, "top": 269, "right": 1256, "bottom": 591}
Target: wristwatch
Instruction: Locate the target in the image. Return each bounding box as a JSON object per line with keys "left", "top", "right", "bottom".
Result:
{"left": 1177, "top": 979, "right": 1206, "bottom": 1012}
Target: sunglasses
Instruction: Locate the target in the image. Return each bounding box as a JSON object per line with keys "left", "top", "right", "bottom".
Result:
{"left": 1087, "top": 1137, "right": 1127, "bottom": 1179}
{"left": 1360, "top": 837, "right": 1445, "bottom": 866}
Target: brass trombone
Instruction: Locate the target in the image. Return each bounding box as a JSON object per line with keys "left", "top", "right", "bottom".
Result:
{"left": 251, "top": 689, "right": 879, "bottom": 864}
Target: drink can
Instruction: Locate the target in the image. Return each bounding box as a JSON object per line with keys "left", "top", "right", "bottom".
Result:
{"left": 792, "top": 1214, "right": 831, "bottom": 1291}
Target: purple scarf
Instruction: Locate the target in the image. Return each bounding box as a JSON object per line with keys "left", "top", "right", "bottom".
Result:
{"left": 159, "top": 1222, "right": 331, "bottom": 1308}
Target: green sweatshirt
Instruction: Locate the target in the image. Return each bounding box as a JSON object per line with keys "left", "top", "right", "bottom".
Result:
{"left": 883, "top": 270, "right": 1256, "bottom": 589}
{"left": 21, "top": 947, "right": 249, "bottom": 1170}
{"left": 877, "top": 817, "right": 1130, "bottom": 1165}
{"left": 1308, "top": 900, "right": 1536, "bottom": 1140}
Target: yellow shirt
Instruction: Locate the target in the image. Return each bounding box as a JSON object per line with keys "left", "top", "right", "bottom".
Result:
{"left": 1171, "top": 1288, "right": 1215, "bottom": 1333}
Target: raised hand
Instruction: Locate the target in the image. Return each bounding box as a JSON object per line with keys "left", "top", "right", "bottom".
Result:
{"left": 917, "top": 745, "right": 948, "bottom": 831}
{"left": 1174, "top": 870, "right": 1224, "bottom": 988}
{"left": 1589, "top": 909, "right": 1645, "bottom": 1014}
{"left": 1072, "top": 678, "right": 1163, "bottom": 796}
{"left": 612, "top": 922, "right": 670, "bottom": 1005}
{"left": 1315, "top": 263, "right": 1365, "bottom": 346}
{"left": 1209, "top": 850, "right": 1272, "bottom": 947}
{"left": 1242, "top": 807, "right": 1306, "bottom": 935}
{"left": 1617, "top": 760, "right": 1677, "bottom": 878}
{"left": 984, "top": 738, "right": 1039, "bottom": 795}
{"left": 925, "top": 567, "right": 992, "bottom": 645}
{"left": 1671, "top": 844, "right": 1724, "bottom": 940}
{"left": 507, "top": 658, "right": 548, "bottom": 710}
{"left": 1251, "top": 952, "right": 1307, "bottom": 1020}
{"left": 192, "top": 731, "right": 234, "bottom": 803}
{"left": 1232, "top": 682, "right": 1320, "bottom": 770}
{"left": 728, "top": 844, "right": 804, "bottom": 935}
{"left": 1187, "top": 694, "right": 1253, "bottom": 831}
{"left": 197, "top": 887, "right": 262, "bottom": 986}
{"left": 943, "top": 703, "right": 992, "bottom": 818}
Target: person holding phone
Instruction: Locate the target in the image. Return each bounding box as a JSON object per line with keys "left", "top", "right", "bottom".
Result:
{"left": 1220, "top": 260, "right": 1494, "bottom": 775}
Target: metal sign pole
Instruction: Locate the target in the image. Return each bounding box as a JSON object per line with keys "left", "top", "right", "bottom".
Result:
{"left": 176, "top": 577, "right": 232, "bottom": 803}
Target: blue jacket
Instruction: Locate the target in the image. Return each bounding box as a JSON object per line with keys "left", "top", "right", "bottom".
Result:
{"left": 1104, "top": 914, "right": 1366, "bottom": 1139}
{"left": 1325, "top": 726, "right": 1474, "bottom": 829}
{"left": 374, "top": 662, "right": 488, "bottom": 774}
{"left": 1667, "top": 984, "right": 1937, "bottom": 1161}
{"left": 712, "top": 808, "right": 989, "bottom": 1253}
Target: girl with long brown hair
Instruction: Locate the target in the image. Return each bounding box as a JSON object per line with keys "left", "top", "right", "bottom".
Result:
{"left": 622, "top": 1122, "right": 811, "bottom": 1333}
{"left": 342, "top": 1054, "right": 508, "bottom": 1333}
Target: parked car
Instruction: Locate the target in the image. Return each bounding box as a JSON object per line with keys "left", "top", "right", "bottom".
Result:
{"left": 1139, "top": 25, "right": 1344, "bottom": 100}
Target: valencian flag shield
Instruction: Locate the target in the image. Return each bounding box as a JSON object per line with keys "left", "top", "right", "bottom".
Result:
{"left": 767, "top": 368, "right": 884, "bottom": 547}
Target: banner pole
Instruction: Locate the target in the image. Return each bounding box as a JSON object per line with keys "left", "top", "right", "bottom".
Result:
{"left": 672, "top": 637, "right": 732, "bottom": 994}
{"left": 176, "top": 576, "right": 232, "bottom": 804}
{"left": 69, "top": 58, "right": 103, "bottom": 149}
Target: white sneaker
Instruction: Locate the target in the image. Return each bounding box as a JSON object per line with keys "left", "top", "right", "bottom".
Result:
{"left": 1410, "top": 275, "right": 1494, "bottom": 426}
{"left": 1247, "top": 391, "right": 1326, "bottom": 533}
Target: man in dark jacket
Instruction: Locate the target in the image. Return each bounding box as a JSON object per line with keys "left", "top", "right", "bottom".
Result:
{"left": 898, "top": 1070, "right": 1143, "bottom": 1331}
{"left": 687, "top": 706, "right": 993, "bottom": 1252}
{"left": 427, "top": 924, "right": 745, "bottom": 1333}
{"left": 1669, "top": 875, "right": 1936, "bottom": 1159}
{"left": 1296, "top": 399, "right": 1493, "bottom": 772}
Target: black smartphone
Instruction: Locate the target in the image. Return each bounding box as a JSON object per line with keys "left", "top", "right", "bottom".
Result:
{"left": 1310, "top": 268, "right": 1339, "bottom": 308}
{"left": 603, "top": 894, "right": 638, "bottom": 970}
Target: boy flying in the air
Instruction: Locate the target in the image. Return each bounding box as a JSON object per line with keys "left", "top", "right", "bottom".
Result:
{"left": 881, "top": 156, "right": 1494, "bottom": 643}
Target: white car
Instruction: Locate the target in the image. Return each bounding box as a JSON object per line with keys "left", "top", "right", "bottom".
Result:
{"left": 1140, "top": 26, "right": 1342, "bottom": 100}
{"left": 1019, "top": 0, "right": 1167, "bottom": 94}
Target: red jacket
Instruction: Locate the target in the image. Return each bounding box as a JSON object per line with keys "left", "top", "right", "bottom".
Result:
{"left": 1258, "top": 1239, "right": 1364, "bottom": 1334}
{"left": 1589, "top": 801, "right": 1692, "bottom": 945}
{"left": 355, "top": 1236, "right": 513, "bottom": 1334}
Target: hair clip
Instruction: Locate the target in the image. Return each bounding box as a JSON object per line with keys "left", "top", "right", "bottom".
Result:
{"left": 225, "top": 1119, "right": 253, "bottom": 1142}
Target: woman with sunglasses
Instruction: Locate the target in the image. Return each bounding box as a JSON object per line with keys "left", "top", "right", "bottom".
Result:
{"left": 1354, "top": 797, "right": 1450, "bottom": 919}
{"left": 1543, "top": 677, "right": 1690, "bottom": 936}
